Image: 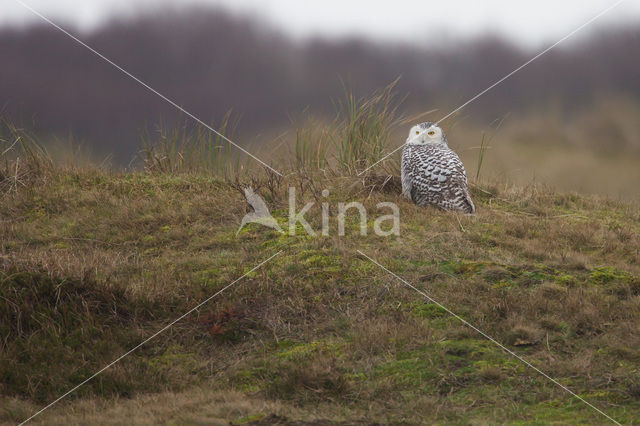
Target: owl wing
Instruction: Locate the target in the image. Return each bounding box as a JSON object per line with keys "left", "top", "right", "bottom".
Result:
{"left": 401, "top": 148, "right": 413, "bottom": 199}
{"left": 407, "top": 145, "right": 475, "bottom": 213}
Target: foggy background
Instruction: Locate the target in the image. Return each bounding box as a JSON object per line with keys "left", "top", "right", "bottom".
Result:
{"left": 1, "top": 1, "right": 639, "bottom": 195}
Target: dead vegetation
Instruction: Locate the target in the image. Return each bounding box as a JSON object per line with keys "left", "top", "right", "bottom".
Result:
{"left": 0, "top": 160, "right": 638, "bottom": 424}
{"left": 1, "top": 89, "right": 639, "bottom": 424}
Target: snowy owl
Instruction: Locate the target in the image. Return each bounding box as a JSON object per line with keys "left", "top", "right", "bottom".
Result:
{"left": 401, "top": 122, "right": 475, "bottom": 213}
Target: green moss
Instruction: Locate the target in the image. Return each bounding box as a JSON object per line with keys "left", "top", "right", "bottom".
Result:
{"left": 439, "top": 260, "right": 489, "bottom": 275}
{"left": 374, "top": 357, "right": 438, "bottom": 387}
{"left": 439, "top": 339, "right": 489, "bottom": 358}
{"left": 555, "top": 273, "right": 578, "bottom": 285}
{"left": 589, "top": 266, "right": 634, "bottom": 285}
{"left": 276, "top": 339, "right": 298, "bottom": 350}
{"left": 492, "top": 280, "right": 513, "bottom": 289}
{"left": 148, "top": 347, "right": 199, "bottom": 373}
{"left": 233, "top": 368, "right": 269, "bottom": 393}
{"left": 277, "top": 340, "right": 340, "bottom": 360}
{"left": 413, "top": 303, "right": 447, "bottom": 319}
{"left": 234, "top": 413, "right": 266, "bottom": 424}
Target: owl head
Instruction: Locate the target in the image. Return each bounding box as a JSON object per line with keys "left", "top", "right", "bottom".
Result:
{"left": 406, "top": 122, "right": 447, "bottom": 146}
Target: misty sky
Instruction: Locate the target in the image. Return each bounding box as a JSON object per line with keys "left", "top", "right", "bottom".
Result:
{"left": 3, "top": 0, "right": 640, "bottom": 46}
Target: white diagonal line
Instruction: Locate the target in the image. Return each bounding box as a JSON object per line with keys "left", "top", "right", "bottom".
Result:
{"left": 356, "top": 249, "right": 621, "bottom": 425}
{"left": 13, "top": 0, "right": 282, "bottom": 177}
{"left": 357, "top": 0, "right": 626, "bottom": 176}
{"left": 18, "top": 250, "right": 283, "bottom": 425}
{"left": 434, "top": 0, "right": 626, "bottom": 126}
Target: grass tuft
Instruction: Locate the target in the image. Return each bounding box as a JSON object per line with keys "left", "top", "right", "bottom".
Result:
{"left": 0, "top": 120, "right": 53, "bottom": 195}
{"left": 141, "top": 112, "right": 240, "bottom": 177}
{"left": 334, "top": 80, "right": 404, "bottom": 175}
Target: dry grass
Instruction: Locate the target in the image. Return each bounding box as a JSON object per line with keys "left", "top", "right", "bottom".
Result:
{"left": 446, "top": 96, "right": 640, "bottom": 198}
{"left": 0, "top": 165, "right": 639, "bottom": 424}
{"left": 140, "top": 112, "right": 240, "bottom": 177}
{"left": 0, "top": 122, "right": 54, "bottom": 195}
{"left": 1, "top": 88, "right": 640, "bottom": 423}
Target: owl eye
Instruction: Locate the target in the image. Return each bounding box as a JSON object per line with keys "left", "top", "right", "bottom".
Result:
{"left": 415, "top": 131, "right": 420, "bottom": 135}
{"left": 428, "top": 131, "right": 435, "bottom": 136}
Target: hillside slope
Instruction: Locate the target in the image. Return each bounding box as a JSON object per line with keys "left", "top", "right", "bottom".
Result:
{"left": 1, "top": 171, "right": 639, "bottom": 424}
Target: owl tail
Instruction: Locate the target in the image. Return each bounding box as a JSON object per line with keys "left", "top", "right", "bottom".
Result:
{"left": 463, "top": 194, "right": 476, "bottom": 214}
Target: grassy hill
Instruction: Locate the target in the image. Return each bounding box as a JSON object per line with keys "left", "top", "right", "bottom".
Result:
{"left": 1, "top": 163, "right": 639, "bottom": 424}
{"left": 1, "top": 88, "right": 640, "bottom": 424}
